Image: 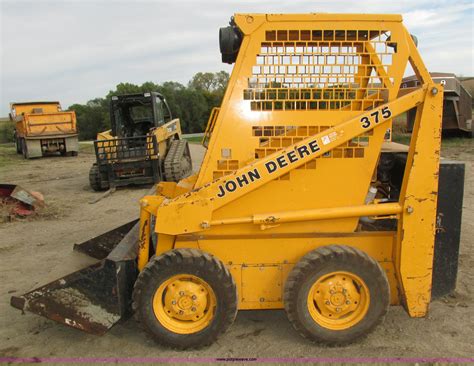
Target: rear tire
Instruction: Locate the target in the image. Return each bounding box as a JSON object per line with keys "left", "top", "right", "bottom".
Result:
{"left": 132, "top": 248, "right": 237, "bottom": 349}
{"left": 21, "top": 139, "right": 29, "bottom": 159}
{"left": 89, "top": 164, "right": 109, "bottom": 191}
{"left": 15, "top": 138, "right": 22, "bottom": 154}
{"left": 284, "top": 245, "right": 389, "bottom": 345}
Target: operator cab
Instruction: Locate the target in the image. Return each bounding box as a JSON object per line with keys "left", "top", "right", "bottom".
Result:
{"left": 110, "top": 92, "right": 172, "bottom": 138}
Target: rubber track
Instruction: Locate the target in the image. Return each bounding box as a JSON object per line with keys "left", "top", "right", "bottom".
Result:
{"left": 89, "top": 164, "right": 109, "bottom": 191}
{"left": 163, "top": 140, "right": 191, "bottom": 182}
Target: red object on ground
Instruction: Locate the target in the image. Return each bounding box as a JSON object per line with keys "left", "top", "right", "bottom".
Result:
{"left": 0, "top": 184, "right": 43, "bottom": 218}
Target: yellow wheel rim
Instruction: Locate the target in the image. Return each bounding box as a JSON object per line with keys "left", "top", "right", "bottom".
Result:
{"left": 307, "top": 271, "right": 370, "bottom": 330}
{"left": 153, "top": 274, "right": 217, "bottom": 334}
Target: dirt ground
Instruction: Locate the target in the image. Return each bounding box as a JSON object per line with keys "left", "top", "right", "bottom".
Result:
{"left": 0, "top": 141, "right": 473, "bottom": 361}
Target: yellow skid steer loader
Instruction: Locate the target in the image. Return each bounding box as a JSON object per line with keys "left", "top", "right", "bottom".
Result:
{"left": 89, "top": 92, "right": 192, "bottom": 191}
{"left": 11, "top": 13, "right": 465, "bottom": 349}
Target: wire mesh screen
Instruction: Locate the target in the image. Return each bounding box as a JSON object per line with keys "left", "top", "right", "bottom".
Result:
{"left": 244, "top": 29, "right": 396, "bottom": 112}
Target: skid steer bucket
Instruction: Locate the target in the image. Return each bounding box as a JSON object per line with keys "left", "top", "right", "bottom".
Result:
{"left": 10, "top": 220, "right": 139, "bottom": 335}
{"left": 73, "top": 219, "right": 138, "bottom": 260}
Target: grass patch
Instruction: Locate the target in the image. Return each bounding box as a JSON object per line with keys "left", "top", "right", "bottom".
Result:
{"left": 79, "top": 141, "right": 95, "bottom": 154}
{"left": 0, "top": 120, "right": 15, "bottom": 144}
{"left": 392, "top": 133, "right": 411, "bottom": 145}
{"left": 183, "top": 136, "right": 203, "bottom": 144}
{"left": 441, "top": 137, "right": 474, "bottom": 148}
{"left": 0, "top": 143, "right": 25, "bottom": 170}
{"left": 392, "top": 133, "right": 473, "bottom": 148}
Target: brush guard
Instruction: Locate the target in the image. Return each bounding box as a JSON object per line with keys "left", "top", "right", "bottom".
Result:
{"left": 10, "top": 220, "right": 139, "bottom": 335}
{"left": 95, "top": 136, "right": 161, "bottom": 188}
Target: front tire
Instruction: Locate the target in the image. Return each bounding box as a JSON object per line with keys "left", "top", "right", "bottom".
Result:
{"left": 132, "top": 248, "right": 237, "bottom": 349}
{"left": 284, "top": 245, "right": 389, "bottom": 345}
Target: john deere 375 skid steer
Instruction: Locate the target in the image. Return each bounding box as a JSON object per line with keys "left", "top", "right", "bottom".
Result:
{"left": 89, "top": 92, "right": 192, "bottom": 190}
{"left": 12, "top": 13, "right": 464, "bottom": 349}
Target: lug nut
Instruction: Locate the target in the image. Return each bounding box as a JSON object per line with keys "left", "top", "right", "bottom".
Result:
{"left": 192, "top": 295, "right": 197, "bottom": 300}
{"left": 336, "top": 308, "right": 341, "bottom": 312}
{"left": 171, "top": 300, "right": 176, "bottom": 305}
{"left": 330, "top": 290, "right": 335, "bottom": 294}
{"left": 179, "top": 291, "right": 185, "bottom": 296}
{"left": 346, "top": 300, "right": 351, "bottom": 305}
{"left": 179, "top": 310, "right": 184, "bottom": 315}
{"left": 191, "top": 307, "right": 196, "bottom": 312}
{"left": 325, "top": 300, "right": 330, "bottom": 305}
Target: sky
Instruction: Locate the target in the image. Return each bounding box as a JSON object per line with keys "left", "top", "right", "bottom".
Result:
{"left": 0, "top": 0, "right": 473, "bottom": 116}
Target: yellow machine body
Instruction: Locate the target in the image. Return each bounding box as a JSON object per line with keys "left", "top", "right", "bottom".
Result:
{"left": 152, "top": 118, "right": 183, "bottom": 158}
{"left": 137, "top": 14, "right": 443, "bottom": 318}
{"left": 10, "top": 13, "right": 455, "bottom": 349}
{"left": 12, "top": 102, "right": 77, "bottom": 138}
{"left": 11, "top": 101, "right": 79, "bottom": 158}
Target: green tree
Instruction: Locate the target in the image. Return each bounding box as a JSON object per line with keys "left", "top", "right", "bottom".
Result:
{"left": 70, "top": 100, "right": 109, "bottom": 140}
{"left": 189, "top": 72, "right": 217, "bottom": 92}
{"left": 156, "top": 81, "right": 186, "bottom": 122}
{"left": 188, "top": 71, "right": 230, "bottom": 132}
{"left": 214, "top": 70, "right": 230, "bottom": 94}
{"left": 71, "top": 71, "right": 230, "bottom": 139}
{"left": 107, "top": 82, "right": 143, "bottom": 98}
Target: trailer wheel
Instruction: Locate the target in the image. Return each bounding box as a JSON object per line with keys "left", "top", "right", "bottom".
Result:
{"left": 284, "top": 245, "right": 389, "bottom": 345}
{"left": 89, "top": 164, "right": 109, "bottom": 191}
{"left": 132, "top": 248, "right": 237, "bottom": 349}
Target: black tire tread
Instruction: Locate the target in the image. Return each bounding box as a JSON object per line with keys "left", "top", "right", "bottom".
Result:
{"left": 163, "top": 139, "right": 192, "bottom": 182}
{"left": 21, "top": 138, "right": 29, "bottom": 159}
{"left": 15, "top": 138, "right": 22, "bottom": 154}
{"left": 284, "top": 245, "right": 389, "bottom": 346}
{"left": 132, "top": 248, "right": 237, "bottom": 349}
{"left": 89, "top": 164, "right": 108, "bottom": 191}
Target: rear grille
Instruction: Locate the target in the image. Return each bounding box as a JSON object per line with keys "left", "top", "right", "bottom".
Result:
{"left": 94, "top": 136, "right": 158, "bottom": 163}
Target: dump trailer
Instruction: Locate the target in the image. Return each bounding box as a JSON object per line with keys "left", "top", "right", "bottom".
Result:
{"left": 11, "top": 101, "right": 78, "bottom": 158}
{"left": 89, "top": 92, "right": 192, "bottom": 191}
{"left": 401, "top": 73, "right": 473, "bottom": 136}
{"left": 11, "top": 13, "right": 464, "bottom": 349}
